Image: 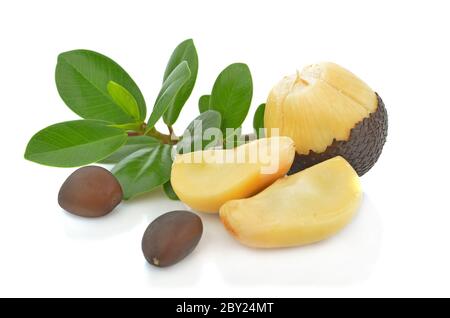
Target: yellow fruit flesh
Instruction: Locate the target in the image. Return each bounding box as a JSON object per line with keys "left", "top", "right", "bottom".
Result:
{"left": 219, "top": 156, "right": 362, "bottom": 248}
{"left": 171, "top": 137, "right": 295, "bottom": 213}
{"left": 265, "top": 62, "right": 378, "bottom": 154}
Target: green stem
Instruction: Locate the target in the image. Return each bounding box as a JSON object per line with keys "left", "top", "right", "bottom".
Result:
{"left": 168, "top": 125, "right": 175, "bottom": 136}
{"left": 146, "top": 127, "right": 178, "bottom": 145}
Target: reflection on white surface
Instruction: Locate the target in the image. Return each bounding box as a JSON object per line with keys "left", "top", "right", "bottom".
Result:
{"left": 61, "top": 188, "right": 381, "bottom": 287}
{"left": 210, "top": 194, "right": 382, "bottom": 285}
{"left": 61, "top": 188, "right": 185, "bottom": 240}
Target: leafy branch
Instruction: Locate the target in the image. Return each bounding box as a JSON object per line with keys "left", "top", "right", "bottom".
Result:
{"left": 24, "top": 39, "right": 265, "bottom": 200}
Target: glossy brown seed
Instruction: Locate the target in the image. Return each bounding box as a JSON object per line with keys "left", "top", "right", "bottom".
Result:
{"left": 142, "top": 211, "right": 203, "bottom": 267}
{"left": 58, "top": 166, "right": 123, "bottom": 217}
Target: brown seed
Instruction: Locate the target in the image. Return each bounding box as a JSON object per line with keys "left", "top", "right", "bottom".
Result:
{"left": 142, "top": 211, "right": 203, "bottom": 267}
{"left": 58, "top": 166, "right": 123, "bottom": 217}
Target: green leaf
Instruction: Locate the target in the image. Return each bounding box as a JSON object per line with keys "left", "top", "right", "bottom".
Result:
{"left": 198, "top": 95, "right": 210, "bottom": 113}
{"left": 109, "top": 122, "right": 143, "bottom": 131}
{"left": 177, "top": 110, "right": 222, "bottom": 154}
{"left": 163, "top": 181, "right": 179, "bottom": 200}
{"left": 100, "top": 136, "right": 160, "bottom": 164}
{"left": 209, "top": 63, "right": 253, "bottom": 132}
{"left": 56, "top": 50, "right": 146, "bottom": 123}
{"left": 107, "top": 81, "right": 141, "bottom": 121}
{"left": 112, "top": 145, "right": 173, "bottom": 199}
{"left": 162, "top": 39, "right": 198, "bottom": 125}
{"left": 223, "top": 127, "right": 246, "bottom": 149}
{"left": 253, "top": 103, "right": 266, "bottom": 138}
{"left": 24, "top": 120, "right": 127, "bottom": 167}
{"left": 147, "top": 61, "right": 191, "bottom": 129}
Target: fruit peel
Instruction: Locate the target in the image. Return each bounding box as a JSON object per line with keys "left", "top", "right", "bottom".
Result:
{"left": 289, "top": 94, "right": 388, "bottom": 176}
{"left": 265, "top": 62, "right": 388, "bottom": 176}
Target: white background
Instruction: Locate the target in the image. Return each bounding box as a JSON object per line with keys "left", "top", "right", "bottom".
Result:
{"left": 1, "top": 0, "right": 449, "bottom": 297}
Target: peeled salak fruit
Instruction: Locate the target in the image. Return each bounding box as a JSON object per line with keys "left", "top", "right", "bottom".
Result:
{"left": 265, "top": 62, "right": 388, "bottom": 176}
{"left": 219, "top": 156, "right": 361, "bottom": 248}
{"left": 171, "top": 137, "right": 295, "bottom": 213}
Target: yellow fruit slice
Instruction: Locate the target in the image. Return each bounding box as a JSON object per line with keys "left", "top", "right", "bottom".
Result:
{"left": 171, "top": 137, "right": 295, "bottom": 213}
{"left": 219, "top": 156, "right": 362, "bottom": 248}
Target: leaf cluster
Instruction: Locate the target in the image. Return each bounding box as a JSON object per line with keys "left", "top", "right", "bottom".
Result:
{"left": 24, "top": 39, "right": 265, "bottom": 199}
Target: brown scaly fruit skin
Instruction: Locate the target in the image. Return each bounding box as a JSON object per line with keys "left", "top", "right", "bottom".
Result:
{"left": 289, "top": 94, "right": 388, "bottom": 176}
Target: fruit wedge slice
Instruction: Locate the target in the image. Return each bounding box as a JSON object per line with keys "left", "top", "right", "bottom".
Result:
{"left": 171, "top": 137, "right": 295, "bottom": 213}
{"left": 219, "top": 156, "right": 362, "bottom": 248}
